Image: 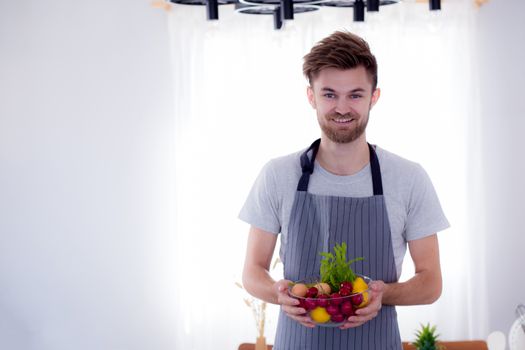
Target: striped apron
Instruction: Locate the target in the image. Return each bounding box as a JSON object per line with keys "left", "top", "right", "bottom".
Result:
{"left": 273, "top": 139, "right": 402, "bottom": 350}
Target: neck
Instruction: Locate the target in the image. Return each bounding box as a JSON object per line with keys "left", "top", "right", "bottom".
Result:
{"left": 316, "top": 135, "right": 370, "bottom": 176}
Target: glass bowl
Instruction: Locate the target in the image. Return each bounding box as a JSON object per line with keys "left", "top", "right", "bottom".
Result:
{"left": 288, "top": 275, "right": 372, "bottom": 327}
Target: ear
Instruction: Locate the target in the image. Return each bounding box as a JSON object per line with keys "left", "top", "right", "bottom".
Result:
{"left": 307, "top": 86, "right": 316, "bottom": 109}
{"left": 370, "top": 88, "right": 381, "bottom": 109}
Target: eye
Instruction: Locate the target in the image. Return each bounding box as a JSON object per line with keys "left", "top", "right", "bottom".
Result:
{"left": 323, "top": 93, "right": 336, "bottom": 99}
{"left": 350, "top": 94, "right": 363, "bottom": 99}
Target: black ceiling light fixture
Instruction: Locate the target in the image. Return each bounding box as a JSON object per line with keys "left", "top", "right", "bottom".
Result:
{"left": 233, "top": 1, "right": 318, "bottom": 29}
{"left": 353, "top": 0, "right": 365, "bottom": 21}
{"left": 281, "top": 0, "right": 294, "bottom": 20}
{"left": 169, "top": 0, "right": 237, "bottom": 21}
{"left": 207, "top": 0, "right": 219, "bottom": 19}
{"left": 168, "top": 0, "right": 441, "bottom": 30}
{"left": 367, "top": 0, "right": 379, "bottom": 12}
{"left": 233, "top": 0, "right": 319, "bottom": 29}
{"left": 429, "top": 0, "right": 441, "bottom": 10}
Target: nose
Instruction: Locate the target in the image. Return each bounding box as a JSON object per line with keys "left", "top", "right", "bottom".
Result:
{"left": 334, "top": 99, "right": 352, "bottom": 115}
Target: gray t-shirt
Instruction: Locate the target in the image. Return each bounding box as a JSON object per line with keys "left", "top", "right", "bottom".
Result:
{"left": 239, "top": 145, "right": 450, "bottom": 279}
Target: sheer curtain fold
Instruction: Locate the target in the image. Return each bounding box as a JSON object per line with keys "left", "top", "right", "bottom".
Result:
{"left": 169, "top": 2, "right": 487, "bottom": 348}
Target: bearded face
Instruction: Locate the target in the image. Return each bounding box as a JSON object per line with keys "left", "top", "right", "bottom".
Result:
{"left": 307, "top": 66, "right": 379, "bottom": 145}
{"left": 318, "top": 109, "right": 370, "bottom": 144}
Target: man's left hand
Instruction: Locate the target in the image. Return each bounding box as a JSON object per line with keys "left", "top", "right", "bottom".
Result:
{"left": 339, "top": 280, "right": 385, "bottom": 329}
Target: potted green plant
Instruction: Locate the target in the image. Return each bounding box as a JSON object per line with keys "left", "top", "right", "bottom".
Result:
{"left": 412, "top": 323, "right": 444, "bottom": 350}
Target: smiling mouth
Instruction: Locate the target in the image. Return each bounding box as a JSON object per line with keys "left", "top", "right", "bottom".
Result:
{"left": 332, "top": 118, "right": 355, "bottom": 124}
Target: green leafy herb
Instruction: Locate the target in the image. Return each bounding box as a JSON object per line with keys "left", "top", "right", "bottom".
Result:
{"left": 319, "top": 242, "right": 364, "bottom": 292}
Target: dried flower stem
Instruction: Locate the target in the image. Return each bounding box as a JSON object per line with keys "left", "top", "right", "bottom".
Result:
{"left": 236, "top": 257, "right": 281, "bottom": 338}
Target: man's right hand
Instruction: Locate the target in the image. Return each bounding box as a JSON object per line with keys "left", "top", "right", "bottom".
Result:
{"left": 274, "top": 279, "right": 316, "bottom": 328}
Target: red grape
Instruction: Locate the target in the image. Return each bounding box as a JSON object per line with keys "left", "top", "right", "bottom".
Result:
{"left": 341, "top": 301, "right": 355, "bottom": 316}
{"left": 304, "top": 298, "right": 317, "bottom": 310}
{"left": 297, "top": 299, "right": 308, "bottom": 313}
{"left": 351, "top": 293, "right": 363, "bottom": 306}
{"left": 331, "top": 314, "right": 345, "bottom": 323}
{"left": 316, "top": 294, "right": 329, "bottom": 307}
{"left": 326, "top": 304, "right": 340, "bottom": 316}
{"left": 339, "top": 288, "right": 351, "bottom": 297}
{"left": 330, "top": 292, "right": 343, "bottom": 305}
{"left": 340, "top": 281, "right": 353, "bottom": 290}
{"left": 306, "top": 287, "right": 318, "bottom": 298}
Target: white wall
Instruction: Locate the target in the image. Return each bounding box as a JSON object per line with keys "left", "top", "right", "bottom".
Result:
{"left": 0, "top": 1, "right": 177, "bottom": 349}
{"left": 1, "top": 0, "right": 524, "bottom": 349}
{"left": 476, "top": 0, "right": 525, "bottom": 338}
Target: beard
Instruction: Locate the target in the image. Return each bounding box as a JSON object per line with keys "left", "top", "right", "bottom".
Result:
{"left": 319, "top": 110, "right": 369, "bottom": 144}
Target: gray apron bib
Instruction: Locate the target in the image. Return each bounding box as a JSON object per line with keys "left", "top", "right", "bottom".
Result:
{"left": 274, "top": 139, "right": 402, "bottom": 350}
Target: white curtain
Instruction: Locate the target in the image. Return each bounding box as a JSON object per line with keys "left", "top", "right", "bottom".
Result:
{"left": 168, "top": 1, "right": 487, "bottom": 348}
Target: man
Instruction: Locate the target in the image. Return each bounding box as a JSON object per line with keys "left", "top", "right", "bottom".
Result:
{"left": 239, "top": 31, "right": 449, "bottom": 349}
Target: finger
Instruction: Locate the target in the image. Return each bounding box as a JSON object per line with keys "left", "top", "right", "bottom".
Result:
{"left": 355, "top": 295, "right": 381, "bottom": 314}
{"left": 339, "top": 323, "right": 359, "bottom": 329}
{"left": 298, "top": 321, "right": 316, "bottom": 328}
{"left": 299, "top": 322, "right": 316, "bottom": 328}
{"left": 346, "top": 314, "right": 373, "bottom": 325}
{"left": 354, "top": 307, "right": 379, "bottom": 319}
{"left": 339, "top": 320, "right": 364, "bottom": 329}
{"left": 282, "top": 305, "right": 307, "bottom": 316}
{"left": 277, "top": 283, "right": 290, "bottom": 293}
{"left": 369, "top": 284, "right": 383, "bottom": 300}
{"left": 355, "top": 303, "right": 378, "bottom": 314}
{"left": 340, "top": 314, "right": 372, "bottom": 328}
{"left": 278, "top": 294, "right": 300, "bottom": 307}
{"left": 354, "top": 301, "right": 380, "bottom": 316}
{"left": 286, "top": 314, "right": 316, "bottom": 328}
{"left": 355, "top": 311, "right": 379, "bottom": 320}
{"left": 274, "top": 281, "right": 293, "bottom": 298}
{"left": 370, "top": 281, "right": 384, "bottom": 291}
{"left": 295, "top": 317, "right": 315, "bottom": 327}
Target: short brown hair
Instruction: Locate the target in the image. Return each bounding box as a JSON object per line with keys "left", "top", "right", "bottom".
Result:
{"left": 303, "top": 31, "right": 378, "bottom": 90}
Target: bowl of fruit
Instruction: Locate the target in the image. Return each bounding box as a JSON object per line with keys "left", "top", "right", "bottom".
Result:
{"left": 287, "top": 242, "right": 371, "bottom": 327}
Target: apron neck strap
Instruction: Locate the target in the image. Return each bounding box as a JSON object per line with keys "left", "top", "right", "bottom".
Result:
{"left": 297, "top": 139, "right": 320, "bottom": 192}
{"left": 297, "top": 139, "right": 383, "bottom": 196}
{"left": 368, "top": 143, "right": 383, "bottom": 196}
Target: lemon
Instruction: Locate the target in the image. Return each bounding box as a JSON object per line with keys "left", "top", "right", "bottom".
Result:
{"left": 352, "top": 277, "right": 368, "bottom": 293}
{"left": 310, "top": 307, "right": 331, "bottom": 323}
